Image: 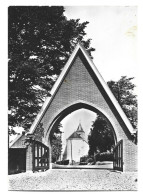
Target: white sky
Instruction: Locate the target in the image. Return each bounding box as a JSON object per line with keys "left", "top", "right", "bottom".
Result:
{"left": 64, "top": 6, "right": 137, "bottom": 84}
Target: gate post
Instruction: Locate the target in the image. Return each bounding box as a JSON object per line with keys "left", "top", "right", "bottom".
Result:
{"left": 24, "top": 134, "right": 35, "bottom": 171}
{"left": 123, "top": 139, "right": 138, "bottom": 172}
{"left": 26, "top": 144, "right": 33, "bottom": 171}
{"left": 49, "top": 146, "right": 52, "bottom": 169}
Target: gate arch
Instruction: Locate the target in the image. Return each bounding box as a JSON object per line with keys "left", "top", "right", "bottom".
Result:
{"left": 46, "top": 101, "right": 118, "bottom": 169}
{"left": 46, "top": 101, "right": 117, "bottom": 146}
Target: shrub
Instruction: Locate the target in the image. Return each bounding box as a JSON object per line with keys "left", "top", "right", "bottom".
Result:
{"left": 80, "top": 155, "right": 95, "bottom": 164}
{"left": 56, "top": 160, "right": 69, "bottom": 165}
{"left": 96, "top": 152, "right": 113, "bottom": 161}
{"left": 79, "top": 162, "right": 87, "bottom": 165}
{"left": 87, "top": 157, "right": 94, "bottom": 163}
{"left": 80, "top": 155, "right": 88, "bottom": 162}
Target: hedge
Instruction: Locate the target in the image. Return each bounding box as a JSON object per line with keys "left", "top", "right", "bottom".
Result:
{"left": 96, "top": 152, "right": 113, "bottom": 161}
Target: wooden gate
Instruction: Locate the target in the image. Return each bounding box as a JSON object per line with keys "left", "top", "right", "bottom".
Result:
{"left": 33, "top": 140, "right": 49, "bottom": 172}
{"left": 113, "top": 140, "right": 123, "bottom": 171}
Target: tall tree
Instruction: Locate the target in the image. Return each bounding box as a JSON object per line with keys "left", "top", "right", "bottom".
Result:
{"left": 50, "top": 123, "right": 63, "bottom": 163}
{"left": 51, "top": 135, "right": 62, "bottom": 163}
{"left": 88, "top": 76, "right": 138, "bottom": 155}
{"left": 88, "top": 115, "right": 115, "bottom": 155}
{"left": 107, "top": 76, "right": 137, "bottom": 130}
{"left": 8, "top": 6, "right": 95, "bottom": 133}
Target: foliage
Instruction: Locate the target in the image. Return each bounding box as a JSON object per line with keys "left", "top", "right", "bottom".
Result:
{"left": 80, "top": 155, "right": 88, "bottom": 163}
{"left": 50, "top": 123, "right": 63, "bottom": 141}
{"left": 34, "top": 123, "right": 44, "bottom": 142}
{"left": 88, "top": 76, "right": 138, "bottom": 155}
{"left": 107, "top": 76, "right": 137, "bottom": 130}
{"left": 56, "top": 160, "right": 69, "bottom": 165}
{"left": 51, "top": 134, "right": 62, "bottom": 163}
{"left": 50, "top": 123, "right": 63, "bottom": 163}
{"left": 88, "top": 115, "right": 115, "bottom": 155}
{"left": 80, "top": 152, "right": 113, "bottom": 163}
{"left": 8, "top": 6, "right": 95, "bottom": 133}
{"left": 96, "top": 151, "right": 114, "bottom": 161}
{"left": 80, "top": 155, "right": 94, "bottom": 164}
{"left": 79, "top": 162, "right": 87, "bottom": 165}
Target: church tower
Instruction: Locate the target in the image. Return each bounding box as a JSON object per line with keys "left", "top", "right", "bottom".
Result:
{"left": 76, "top": 122, "right": 85, "bottom": 139}
{"left": 62, "top": 122, "right": 89, "bottom": 164}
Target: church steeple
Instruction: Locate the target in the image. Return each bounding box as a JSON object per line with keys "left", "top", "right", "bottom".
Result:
{"left": 76, "top": 122, "right": 85, "bottom": 139}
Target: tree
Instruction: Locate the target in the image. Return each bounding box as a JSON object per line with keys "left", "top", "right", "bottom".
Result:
{"left": 50, "top": 123, "right": 63, "bottom": 163}
{"left": 8, "top": 6, "right": 95, "bottom": 133}
{"left": 88, "top": 115, "right": 115, "bottom": 155}
{"left": 51, "top": 135, "right": 62, "bottom": 163}
{"left": 88, "top": 76, "right": 138, "bottom": 155}
{"left": 107, "top": 76, "right": 137, "bottom": 130}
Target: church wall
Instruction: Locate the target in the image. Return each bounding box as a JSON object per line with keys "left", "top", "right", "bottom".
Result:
{"left": 65, "top": 139, "right": 89, "bottom": 164}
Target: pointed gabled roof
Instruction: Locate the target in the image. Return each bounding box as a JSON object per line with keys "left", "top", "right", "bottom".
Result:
{"left": 26, "top": 42, "right": 134, "bottom": 135}
{"left": 68, "top": 131, "right": 82, "bottom": 140}
{"left": 76, "top": 123, "right": 84, "bottom": 133}
{"left": 9, "top": 134, "right": 26, "bottom": 148}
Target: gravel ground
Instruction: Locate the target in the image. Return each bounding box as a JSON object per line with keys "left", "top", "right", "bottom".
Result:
{"left": 8, "top": 169, "right": 137, "bottom": 191}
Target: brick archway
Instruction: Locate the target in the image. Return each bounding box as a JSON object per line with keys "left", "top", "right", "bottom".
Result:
{"left": 45, "top": 101, "right": 118, "bottom": 169}
{"left": 46, "top": 101, "right": 117, "bottom": 145}
{"left": 11, "top": 43, "right": 137, "bottom": 172}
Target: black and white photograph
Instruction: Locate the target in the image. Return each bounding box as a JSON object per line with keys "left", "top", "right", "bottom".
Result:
{"left": 3, "top": 1, "right": 141, "bottom": 192}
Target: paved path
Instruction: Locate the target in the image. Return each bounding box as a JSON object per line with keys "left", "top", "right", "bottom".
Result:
{"left": 52, "top": 162, "right": 113, "bottom": 169}
{"left": 8, "top": 169, "right": 137, "bottom": 191}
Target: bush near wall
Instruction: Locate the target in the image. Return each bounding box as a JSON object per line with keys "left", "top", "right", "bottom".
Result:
{"left": 96, "top": 152, "right": 113, "bottom": 161}
{"left": 79, "top": 162, "right": 88, "bottom": 165}
{"left": 80, "top": 155, "right": 89, "bottom": 163}
{"left": 80, "top": 155, "right": 94, "bottom": 164}
{"left": 56, "top": 160, "right": 69, "bottom": 165}
{"left": 80, "top": 152, "right": 113, "bottom": 164}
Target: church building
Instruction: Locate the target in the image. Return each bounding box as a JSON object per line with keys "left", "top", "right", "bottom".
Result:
{"left": 62, "top": 123, "right": 89, "bottom": 164}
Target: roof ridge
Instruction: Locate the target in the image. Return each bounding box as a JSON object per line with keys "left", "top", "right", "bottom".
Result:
{"left": 68, "top": 131, "right": 82, "bottom": 139}
{"left": 9, "top": 134, "right": 23, "bottom": 148}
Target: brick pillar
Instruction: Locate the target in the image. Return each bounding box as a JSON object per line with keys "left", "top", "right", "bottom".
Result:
{"left": 123, "top": 140, "right": 138, "bottom": 172}
{"left": 26, "top": 143, "right": 33, "bottom": 171}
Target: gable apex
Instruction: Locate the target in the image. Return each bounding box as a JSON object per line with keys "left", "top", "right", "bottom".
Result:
{"left": 76, "top": 123, "right": 84, "bottom": 133}
{"left": 28, "top": 42, "right": 134, "bottom": 136}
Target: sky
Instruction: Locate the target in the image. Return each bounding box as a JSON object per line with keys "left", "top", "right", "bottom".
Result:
{"left": 64, "top": 6, "right": 137, "bottom": 84}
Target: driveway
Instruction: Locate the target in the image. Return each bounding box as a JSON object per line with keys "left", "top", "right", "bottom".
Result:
{"left": 8, "top": 169, "right": 137, "bottom": 191}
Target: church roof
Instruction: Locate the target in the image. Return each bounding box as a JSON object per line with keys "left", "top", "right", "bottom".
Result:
{"left": 68, "top": 131, "right": 82, "bottom": 140}
{"left": 76, "top": 123, "right": 84, "bottom": 133}
{"left": 9, "top": 134, "right": 26, "bottom": 148}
